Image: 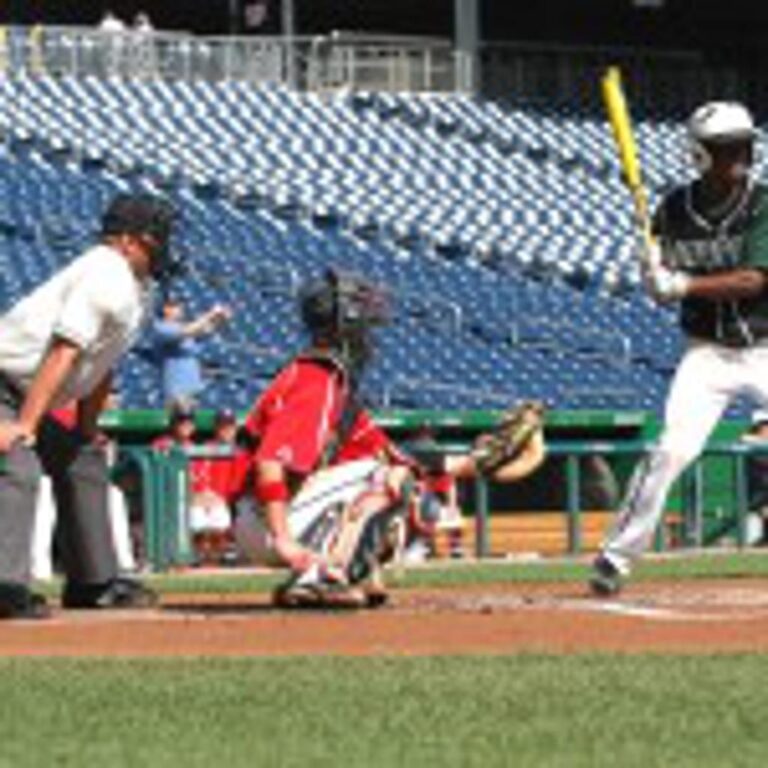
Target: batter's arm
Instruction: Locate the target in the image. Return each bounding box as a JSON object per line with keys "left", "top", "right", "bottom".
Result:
{"left": 683, "top": 268, "right": 767, "bottom": 301}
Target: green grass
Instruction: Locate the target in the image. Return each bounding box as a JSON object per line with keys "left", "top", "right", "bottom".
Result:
{"left": 44, "top": 548, "right": 767, "bottom": 596}
{"left": 1, "top": 656, "right": 768, "bottom": 768}
{"left": 16, "top": 552, "right": 768, "bottom": 767}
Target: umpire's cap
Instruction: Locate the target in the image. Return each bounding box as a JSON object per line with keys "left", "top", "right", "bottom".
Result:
{"left": 101, "top": 193, "right": 176, "bottom": 279}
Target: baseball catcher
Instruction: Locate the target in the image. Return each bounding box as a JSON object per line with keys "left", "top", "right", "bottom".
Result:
{"left": 233, "top": 268, "right": 546, "bottom": 609}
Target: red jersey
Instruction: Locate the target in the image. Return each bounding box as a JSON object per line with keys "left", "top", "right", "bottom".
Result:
{"left": 244, "top": 356, "right": 396, "bottom": 477}
{"left": 193, "top": 441, "right": 249, "bottom": 502}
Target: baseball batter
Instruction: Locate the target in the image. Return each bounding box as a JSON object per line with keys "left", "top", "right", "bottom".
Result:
{"left": 590, "top": 101, "right": 768, "bottom": 596}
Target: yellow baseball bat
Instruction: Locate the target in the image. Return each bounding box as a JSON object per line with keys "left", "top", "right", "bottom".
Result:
{"left": 600, "top": 66, "right": 658, "bottom": 266}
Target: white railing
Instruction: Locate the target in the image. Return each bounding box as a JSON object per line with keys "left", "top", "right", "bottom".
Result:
{"left": 0, "top": 25, "right": 460, "bottom": 92}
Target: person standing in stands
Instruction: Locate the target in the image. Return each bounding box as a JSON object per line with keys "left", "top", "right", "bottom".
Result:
{"left": 0, "top": 193, "right": 175, "bottom": 618}
{"left": 150, "top": 297, "right": 232, "bottom": 410}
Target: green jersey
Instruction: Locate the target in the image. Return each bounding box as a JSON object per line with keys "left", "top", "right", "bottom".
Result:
{"left": 654, "top": 180, "right": 768, "bottom": 346}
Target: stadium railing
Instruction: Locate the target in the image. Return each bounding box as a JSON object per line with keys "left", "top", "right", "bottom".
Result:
{"left": 0, "top": 25, "right": 458, "bottom": 92}
{"left": 3, "top": 24, "right": 766, "bottom": 108}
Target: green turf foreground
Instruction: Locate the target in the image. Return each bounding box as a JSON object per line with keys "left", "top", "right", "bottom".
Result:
{"left": 1, "top": 656, "right": 768, "bottom": 768}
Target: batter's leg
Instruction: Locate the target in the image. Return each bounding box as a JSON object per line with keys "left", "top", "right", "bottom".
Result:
{"left": 592, "top": 345, "right": 732, "bottom": 592}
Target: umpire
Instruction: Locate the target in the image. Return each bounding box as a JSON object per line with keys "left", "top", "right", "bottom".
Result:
{"left": 0, "top": 192, "right": 175, "bottom": 618}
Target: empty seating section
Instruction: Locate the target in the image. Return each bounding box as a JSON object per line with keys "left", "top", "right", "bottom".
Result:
{"left": 3, "top": 73, "right": 735, "bottom": 414}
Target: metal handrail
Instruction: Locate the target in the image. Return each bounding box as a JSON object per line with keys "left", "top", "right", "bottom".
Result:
{"left": 0, "top": 25, "right": 459, "bottom": 92}
{"left": 382, "top": 376, "right": 512, "bottom": 409}
{"left": 510, "top": 317, "right": 632, "bottom": 365}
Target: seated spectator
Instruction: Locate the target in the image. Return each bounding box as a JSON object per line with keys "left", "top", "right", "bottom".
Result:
{"left": 187, "top": 408, "right": 244, "bottom": 565}
{"left": 151, "top": 402, "right": 197, "bottom": 453}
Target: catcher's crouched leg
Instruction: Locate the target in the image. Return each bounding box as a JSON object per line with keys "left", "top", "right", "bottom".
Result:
{"left": 274, "top": 472, "right": 412, "bottom": 610}
{"left": 339, "top": 472, "right": 413, "bottom": 608}
{"left": 272, "top": 509, "right": 403, "bottom": 610}
{"left": 272, "top": 563, "right": 369, "bottom": 610}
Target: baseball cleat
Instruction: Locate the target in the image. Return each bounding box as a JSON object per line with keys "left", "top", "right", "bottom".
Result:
{"left": 588, "top": 555, "right": 623, "bottom": 597}
{"left": 272, "top": 582, "right": 367, "bottom": 610}
{"left": 273, "top": 564, "right": 368, "bottom": 610}
{"left": 362, "top": 560, "right": 390, "bottom": 608}
{"left": 62, "top": 577, "right": 159, "bottom": 609}
{"left": 363, "top": 585, "right": 389, "bottom": 609}
{"left": 0, "top": 583, "right": 51, "bottom": 620}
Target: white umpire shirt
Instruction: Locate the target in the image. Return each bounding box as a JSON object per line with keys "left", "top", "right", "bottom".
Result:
{"left": 0, "top": 244, "right": 152, "bottom": 407}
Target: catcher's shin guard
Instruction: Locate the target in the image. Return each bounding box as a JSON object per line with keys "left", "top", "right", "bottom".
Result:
{"left": 345, "top": 480, "right": 412, "bottom": 585}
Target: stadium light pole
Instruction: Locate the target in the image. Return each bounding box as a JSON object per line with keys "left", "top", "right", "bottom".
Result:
{"left": 228, "top": 0, "right": 241, "bottom": 34}
{"left": 282, "top": 0, "right": 297, "bottom": 88}
{"left": 454, "top": 0, "right": 480, "bottom": 93}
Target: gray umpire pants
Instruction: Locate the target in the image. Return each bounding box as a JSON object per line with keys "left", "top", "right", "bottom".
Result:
{"left": 0, "top": 378, "right": 118, "bottom": 587}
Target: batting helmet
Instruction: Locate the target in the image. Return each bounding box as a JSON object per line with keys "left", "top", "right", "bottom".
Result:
{"left": 101, "top": 193, "right": 177, "bottom": 280}
{"left": 688, "top": 101, "right": 756, "bottom": 174}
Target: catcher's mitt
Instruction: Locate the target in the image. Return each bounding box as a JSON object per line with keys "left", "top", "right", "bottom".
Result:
{"left": 472, "top": 400, "right": 545, "bottom": 480}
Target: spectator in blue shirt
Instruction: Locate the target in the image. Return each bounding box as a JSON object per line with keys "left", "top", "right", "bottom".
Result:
{"left": 151, "top": 297, "right": 232, "bottom": 409}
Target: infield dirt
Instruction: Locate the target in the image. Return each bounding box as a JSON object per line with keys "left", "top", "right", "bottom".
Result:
{"left": 3, "top": 578, "right": 768, "bottom": 656}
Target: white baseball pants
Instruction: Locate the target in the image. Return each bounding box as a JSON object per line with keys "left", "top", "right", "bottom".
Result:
{"left": 602, "top": 340, "right": 768, "bottom": 575}
{"left": 234, "top": 459, "right": 385, "bottom": 566}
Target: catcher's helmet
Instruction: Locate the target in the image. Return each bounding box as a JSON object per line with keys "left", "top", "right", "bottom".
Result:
{"left": 688, "top": 101, "right": 756, "bottom": 174}
{"left": 101, "top": 193, "right": 177, "bottom": 280}
{"left": 299, "top": 268, "right": 389, "bottom": 376}
{"left": 299, "top": 268, "right": 389, "bottom": 337}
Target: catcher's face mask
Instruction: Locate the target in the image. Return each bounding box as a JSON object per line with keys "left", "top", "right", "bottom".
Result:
{"left": 299, "top": 268, "right": 390, "bottom": 375}
{"left": 300, "top": 268, "right": 390, "bottom": 337}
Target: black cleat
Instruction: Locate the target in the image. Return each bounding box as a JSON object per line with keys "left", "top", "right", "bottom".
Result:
{"left": 62, "top": 577, "right": 158, "bottom": 609}
{"left": 0, "top": 582, "right": 51, "bottom": 620}
{"left": 588, "top": 555, "right": 623, "bottom": 597}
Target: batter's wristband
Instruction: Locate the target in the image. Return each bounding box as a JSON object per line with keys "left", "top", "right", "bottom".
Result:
{"left": 255, "top": 479, "right": 290, "bottom": 504}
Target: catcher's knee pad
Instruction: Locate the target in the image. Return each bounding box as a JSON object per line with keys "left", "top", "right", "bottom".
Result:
{"left": 345, "top": 500, "right": 408, "bottom": 585}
